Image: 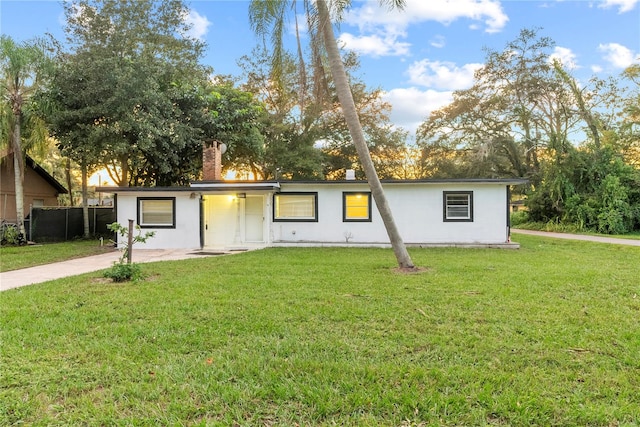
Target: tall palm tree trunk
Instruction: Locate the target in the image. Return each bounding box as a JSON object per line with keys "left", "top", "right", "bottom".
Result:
{"left": 2, "top": 36, "right": 52, "bottom": 241}
{"left": 11, "top": 113, "right": 26, "bottom": 238}
{"left": 317, "top": 0, "right": 414, "bottom": 268}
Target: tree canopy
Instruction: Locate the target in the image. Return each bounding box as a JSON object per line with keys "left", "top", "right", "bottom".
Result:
{"left": 47, "top": 0, "right": 213, "bottom": 187}
{"left": 417, "top": 28, "right": 640, "bottom": 233}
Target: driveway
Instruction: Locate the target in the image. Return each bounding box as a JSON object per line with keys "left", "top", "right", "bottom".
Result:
{"left": 511, "top": 229, "right": 640, "bottom": 246}
{"left": 0, "top": 249, "right": 223, "bottom": 292}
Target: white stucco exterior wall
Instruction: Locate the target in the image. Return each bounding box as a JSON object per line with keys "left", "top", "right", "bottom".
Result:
{"left": 115, "top": 191, "right": 201, "bottom": 250}
{"left": 110, "top": 180, "right": 517, "bottom": 249}
{"left": 272, "top": 182, "right": 509, "bottom": 245}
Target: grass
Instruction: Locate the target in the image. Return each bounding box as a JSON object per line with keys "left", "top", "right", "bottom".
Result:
{"left": 509, "top": 213, "right": 640, "bottom": 240}
{"left": 512, "top": 222, "right": 640, "bottom": 240}
{"left": 0, "top": 240, "right": 114, "bottom": 272}
{"left": 1, "top": 234, "right": 639, "bottom": 426}
{"left": 510, "top": 228, "right": 640, "bottom": 242}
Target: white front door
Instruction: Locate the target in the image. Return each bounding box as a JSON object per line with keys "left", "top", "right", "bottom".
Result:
{"left": 244, "top": 195, "right": 264, "bottom": 242}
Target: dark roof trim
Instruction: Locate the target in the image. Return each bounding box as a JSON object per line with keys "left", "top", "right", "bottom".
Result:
{"left": 278, "top": 178, "right": 529, "bottom": 185}
{"left": 96, "top": 187, "right": 191, "bottom": 192}
{"left": 97, "top": 178, "right": 528, "bottom": 194}
{"left": 26, "top": 155, "right": 68, "bottom": 194}
{"left": 191, "top": 178, "right": 528, "bottom": 185}
{"left": 96, "top": 185, "right": 281, "bottom": 193}
{"left": 191, "top": 180, "right": 280, "bottom": 185}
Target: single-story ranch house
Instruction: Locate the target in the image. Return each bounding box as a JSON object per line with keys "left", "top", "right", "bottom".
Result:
{"left": 98, "top": 178, "right": 527, "bottom": 250}
{"left": 98, "top": 141, "right": 526, "bottom": 250}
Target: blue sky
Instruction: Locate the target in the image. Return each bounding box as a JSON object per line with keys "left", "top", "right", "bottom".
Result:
{"left": 1, "top": 0, "right": 639, "bottom": 137}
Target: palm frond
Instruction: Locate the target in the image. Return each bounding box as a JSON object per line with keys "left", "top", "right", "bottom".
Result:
{"left": 0, "top": 103, "right": 12, "bottom": 151}
{"left": 249, "top": 0, "right": 290, "bottom": 86}
{"left": 379, "top": 0, "right": 406, "bottom": 11}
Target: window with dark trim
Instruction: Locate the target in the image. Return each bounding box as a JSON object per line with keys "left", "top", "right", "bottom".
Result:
{"left": 443, "top": 191, "right": 473, "bottom": 222}
{"left": 273, "top": 193, "right": 318, "bottom": 222}
{"left": 343, "top": 192, "right": 372, "bottom": 222}
{"left": 137, "top": 197, "right": 176, "bottom": 228}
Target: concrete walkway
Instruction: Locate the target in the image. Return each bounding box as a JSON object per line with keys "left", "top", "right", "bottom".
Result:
{"left": 0, "top": 248, "right": 222, "bottom": 292}
{"left": 511, "top": 229, "right": 640, "bottom": 246}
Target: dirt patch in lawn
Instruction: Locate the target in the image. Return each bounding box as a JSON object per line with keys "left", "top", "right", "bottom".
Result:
{"left": 392, "top": 266, "right": 430, "bottom": 274}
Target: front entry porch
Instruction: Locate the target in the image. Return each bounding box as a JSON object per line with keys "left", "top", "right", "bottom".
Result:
{"left": 202, "top": 194, "right": 268, "bottom": 250}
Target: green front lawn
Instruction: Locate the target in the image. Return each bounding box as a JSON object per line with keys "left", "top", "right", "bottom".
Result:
{"left": 512, "top": 223, "right": 640, "bottom": 240}
{"left": 1, "top": 235, "right": 639, "bottom": 426}
{"left": 0, "top": 240, "right": 114, "bottom": 272}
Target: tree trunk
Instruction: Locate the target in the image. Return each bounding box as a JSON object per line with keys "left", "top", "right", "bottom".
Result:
{"left": 66, "top": 158, "right": 74, "bottom": 206}
{"left": 81, "top": 160, "right": 90, "bottom": 238}
{"left": 11, "top": 115, "right": 26, "bottom": 238}
{"left": 120, "top": 154, "right": 129, "bottom": 186}
{"left": 317, "top": 0, "right": 415, "bottom": 269}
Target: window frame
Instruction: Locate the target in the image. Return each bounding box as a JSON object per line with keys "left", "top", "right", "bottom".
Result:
{"left": 342, "top": 191, "right": 372, "bottom": 222}
{"left": 273, "top": 192, "right": 318, "bottom": 222}
{"left": 443, "top": 191, "right": 473, "bottom": 222}
{"left": 137, "top": 197, "right": 176, "bottom": 229}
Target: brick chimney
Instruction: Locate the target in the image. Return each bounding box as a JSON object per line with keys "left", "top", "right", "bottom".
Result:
{"left": 202, "top": 140, "right": 223, "bottom": 181}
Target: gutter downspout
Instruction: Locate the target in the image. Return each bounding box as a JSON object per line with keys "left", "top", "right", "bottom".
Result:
{"left": 199, "top": 195, "right": 204, "bottom": 250}
{"left": 506, "top": 186, "right": 511, "bottom": 243}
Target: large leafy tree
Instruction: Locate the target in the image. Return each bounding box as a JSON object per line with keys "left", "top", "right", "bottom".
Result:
{"left": 0, "top": 35, "right": 53, "bottom": 238}
{"left": 248, "top": 2, "right": 415, "bottom": 268}
{"left": 416, "top": 28, "right": 600, "bottom": 198}
{"left": 238, "top": 47, "right": 325, "bottom": 180}
{"left": 417, "top": 29, "right": 574, "bottom": 183}
{"left": 202, "top": 78, "right": 267, "bottom": 179}
{"left": 49, "top": 0, "right": 211, "bottom": 187}
{"left": 417, "top": 28, "right": 640, "bottom": 233}
{"left": 239, "top": 47, "right": 406, "bottom": 180}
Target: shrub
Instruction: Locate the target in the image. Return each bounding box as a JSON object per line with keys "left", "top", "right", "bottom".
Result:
{"left": 527, "top": 146, "right": 640, "bottom": 234}
{"left": 510, "top": 211, "right": 529, "bottom": 226}
{"left": 102, "top": 222, "right": 155, "bottom": 282}
{"left": 1, "top": 223, "right": 25, "bottom": 246}
{"left": 103, "top": 262, "right": 143, "bottom": 283}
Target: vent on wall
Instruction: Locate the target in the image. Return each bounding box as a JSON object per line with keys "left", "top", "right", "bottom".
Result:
{"left": 346, "top": 169, "right": 355, "bottom": 180}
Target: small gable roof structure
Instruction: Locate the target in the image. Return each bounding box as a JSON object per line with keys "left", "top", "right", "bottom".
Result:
{"left": 1, "top": 151, "right": 67, "bottom": 223}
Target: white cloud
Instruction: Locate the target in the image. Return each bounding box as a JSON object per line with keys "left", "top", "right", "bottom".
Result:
{"left": 338, "top": 31, "right": 411, "bottom": 57}
{"left": 345, "top": 0, "right": 509, "bottom": 34}
{"left": 598, "top": 43, "right": 639, "bottom": 68}
{"left": 379, "top": 59, "right": 482, "bottom": 135}
{"left": 339, "top": 0, "right": 507, "bottom": 59}
{"left": 407, "top": 59, "right": 482, "bottom": 90}
{"left": 183, "top": 9, "right": 211, "bottom": 40}
{"left": 549, "top": 46, "right": 579, "bottom": 70}
{"left": 382, "top": 87, "right": 453, "bottom": 136}
{"left": 598, "top": 0, "right": 638, "bottom": 13}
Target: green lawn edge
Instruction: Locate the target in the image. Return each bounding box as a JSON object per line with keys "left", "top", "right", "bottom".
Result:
{"left": 1, "top": 235, "right": 639, "bottom": 426}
